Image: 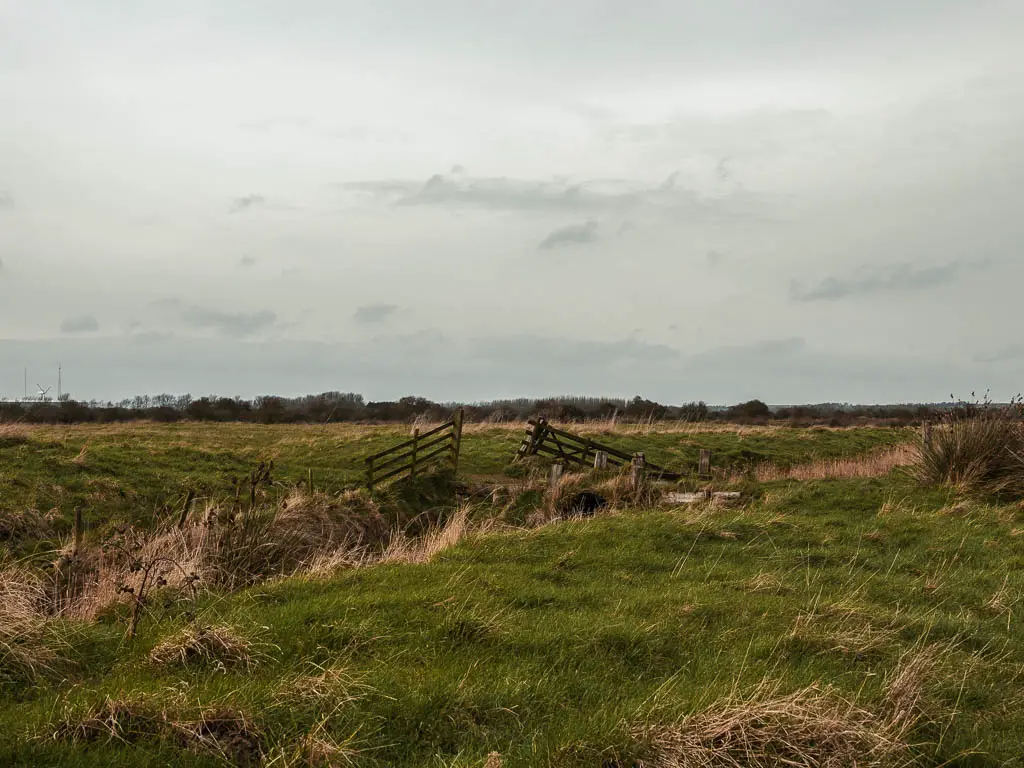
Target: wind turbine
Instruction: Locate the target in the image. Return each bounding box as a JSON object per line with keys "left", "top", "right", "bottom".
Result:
{"left": 37, "top": 384, "right": 52, "bottom": 402}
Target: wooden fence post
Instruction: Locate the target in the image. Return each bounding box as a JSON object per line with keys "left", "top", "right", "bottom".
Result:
{"left": 411, "top": 428, "right": 420, "bottom": 478}
{"left": 594, "top": 450, "right": 608, "bottom": 469}
{"left": 631, "top": 453, "right": 646, "bottom": 490}
{"left": 699, "top": 449, "right": 712, "bottom": 478}
{"left": 921, "top": 421, "right": 933, "bottom": 450}
{"left": 366, "top": 457, "right": 375, "bottom": 493}
{"left": 549, "top": 462, "right": 563, "bottom": 490}
{"left": 451, "top": 408, "right": 464, "bottom": 473}
{"left": 73, "top": 507, "right": 83, "bottom": 556}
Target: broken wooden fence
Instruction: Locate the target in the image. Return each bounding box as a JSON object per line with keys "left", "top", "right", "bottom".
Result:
{"left": 365, "top": 409, "right": 464, "bottom": 492}
{"left": 516, "top": 418, "right": 683, "bottom": 481}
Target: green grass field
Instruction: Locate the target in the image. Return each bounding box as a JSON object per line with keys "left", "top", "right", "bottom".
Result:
{"left": 0, "top": 421, "right": 908, "bottom": 534}
{"left": 6, "top": 422, "right": 1022, "bottom": 766}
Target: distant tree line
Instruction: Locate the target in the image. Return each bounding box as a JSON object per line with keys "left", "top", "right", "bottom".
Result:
{"left": 0, "top": 392, "right": 949, "bottom": 426}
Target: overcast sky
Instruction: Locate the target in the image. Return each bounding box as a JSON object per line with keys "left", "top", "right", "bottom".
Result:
{"left": 2, "top": 1, "right": 1023, "bottom": 404}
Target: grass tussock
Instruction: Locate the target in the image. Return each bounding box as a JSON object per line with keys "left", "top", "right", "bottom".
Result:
{"left": 149, "top": 623, "right": 259, "bottom": 670}
{"left": 0, "top": 560, "right": 65, "bottom": 683}
{"left": 637, "top": 644, "right": 950, "bottom": 768}
{"left": 382, "top": 503, "right": 477, "bottom": 565}
{"left": 54, "top": 695, "right": 264, "bottom": 766}
{"left": 276, "top": 665, "right": 367, "bottom": 708}
{"left": 0, "top": 422, "right": 30, "bottom": 446}
{"left": 636, "top": 683, "right": 909, "bottom": 768}
{"left": 913, "top": 403, "right": 1024, "bottom": 497}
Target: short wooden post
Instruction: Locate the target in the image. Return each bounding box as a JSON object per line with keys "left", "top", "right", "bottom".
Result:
{"left": 366, "top": 457, "right": 375, "bottom": 493}
{"left": 699, "top": 449, "right": 712, "bottom": 478}
{"left": 594, "top": 450, "right": 609, "bottom": 470}
{"left": 410, "top": 428, "right": 420, "bottom": 477}
{"left": 307, "top": 469, "right": 313, "bottom": 495}
{"left": 921, "top": 421, "right": 933, "bottom": 450}
{"left": 548, "top": 462, "right": 563, "bottom": 490}
{"left": 631, "top": 453, "right": 646, "bottom": 490}
{"left": 72, "top": 507, "right": 83, "bottom": 556}
{"left": 177, "top": 489, "right": 195, "bottom": 529}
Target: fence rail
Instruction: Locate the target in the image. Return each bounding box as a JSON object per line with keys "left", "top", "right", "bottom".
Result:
{"left": 516, "top": 418, "right": 683, "bottom": 480}
{"left": 365, "top": 409, "right": 464, "bottom": 491}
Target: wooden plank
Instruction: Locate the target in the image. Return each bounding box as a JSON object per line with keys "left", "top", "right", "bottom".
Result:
{"left": 374, "top": 444, "right": 454, "bottom": 485}
{"left": 370, "top": 433, "right": 453, "bottom": 472}
{"left": 363, "top": 420, "right": 454, "bottom": 462}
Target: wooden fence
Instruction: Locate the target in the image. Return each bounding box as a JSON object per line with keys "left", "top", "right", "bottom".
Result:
{"left": 365, "top": 409, "right": 464, "bottom": 491}
{"left": 516, "top": 418, "right": 683, "bottom": 481}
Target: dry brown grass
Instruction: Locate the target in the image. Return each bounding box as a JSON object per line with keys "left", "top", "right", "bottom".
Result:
{"left": 0, "top": 559, "right": 69, "bottom": 683}
{"left": 54, "top": 489, "right": 392, "bottom": 619}
{"left": 744, "top": 572, "right": 786, "bottom": 595}
{"left": 983, "top": 576, "right": 1019, "bottom": 629}
{"left": 149, "top": 623, "right": 259, "bottom": 670}
{"left": 276, "top": 665, "right": 367, "bottom": 709}
{"left": 789, "top": 610, "right": 897, "bottom": 659}
{"left": 636, "top": 683, "right": 910, "bottom": 768}
{"left": 382, "top": 503, "right": 479, "bottom": 565}
{"left": 747, "top": 444, "right": 916, "bottom": 482}
{"left": 636, "top": 644, "right": 948, "bottom": 768}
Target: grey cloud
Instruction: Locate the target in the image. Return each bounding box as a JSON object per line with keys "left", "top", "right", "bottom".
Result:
{"left": 469, "top": 334, "right": 678, "bottom": 366}
{"left": 239, "top": 255, "right": 257, "bottom": 268}
{"left": 0, "top": 192, "right": 12, "bottom": 209}
{"left": 691, "top": 338, "right": 807, "bottom": 367}
{"left": 60, "top": 315, "right": 99, "bottom": 334}
{"left": 345, "top": 172, "right": 695, "bottom": 215}
{"left": 790, "top": 262, "right": 977, "bottom": 302}
{"left": 975, "top": 344, "right": 1024, "bottom": 363}
{"left": 706, "top": 250, "right": 725, "bottom": 267}
{"left": 154, "top": 299, "right": 278, "bottom": 337}
{"left": 538, "top": 220, "right": 599, "bottom": 250}
{"left": 230, "top": 194, "right": 266, "bottom": 213}
{"left": 353, "top": 304, "right": 399, "bottom": 324}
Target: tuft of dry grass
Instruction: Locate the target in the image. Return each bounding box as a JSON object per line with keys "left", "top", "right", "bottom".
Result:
{"left": 0, "top": 560, "right": 66, "bottom": 683}
{"left": 276, "top": 665, "right": 366, "bottom": 709}
{"left": 744, "top": 572, "right": 786, "bottom": 595}
{"left": 149, "top": 623, "right": 259, "bottom": 670}
{"left": 285, "top": 730, "right": 363, "bottom": 767}
{"left": 635, "top": 681, "right": 914, "bottom": 768}
{"left": 0, "top": 422, "right": 30, "bottom": 444}
{"left": 636, "top": 641, "right": 955, "bottom": 768}
{"left": 789, "top": 611, "right": 896, "bottom": 659}
{"left": 382, "top": 503, "right": 478, "bottom": 565}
